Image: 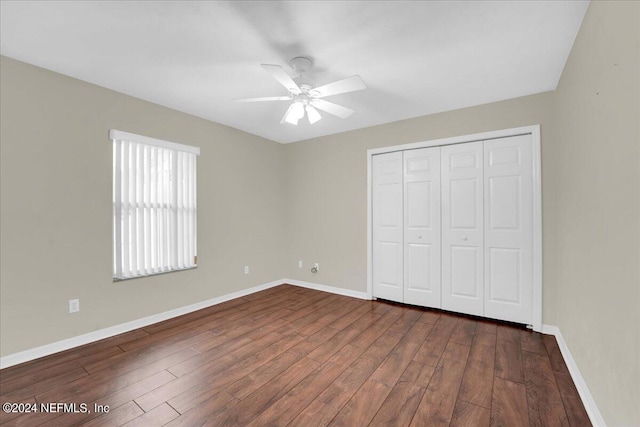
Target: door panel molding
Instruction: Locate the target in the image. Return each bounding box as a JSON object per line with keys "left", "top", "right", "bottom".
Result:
{"left": 403, "top": 147, "right": 441, "bottom": 308}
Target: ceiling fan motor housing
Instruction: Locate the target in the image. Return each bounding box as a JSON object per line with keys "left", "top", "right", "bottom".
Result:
{"left": 289, "top": 56, "right": 313, "bottom": 74}
{"left": 290, "top": 57, "right": 315, "bottom": 91}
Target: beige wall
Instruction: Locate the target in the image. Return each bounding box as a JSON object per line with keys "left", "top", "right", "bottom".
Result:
{"left": 0, "top": 56, "right": 287, "bottom": 356}
{"left": 284, "top": 92, "right": 559, "bottom": 324}
{"left": 554, "top": 1, "right": 640, "bottom": 425}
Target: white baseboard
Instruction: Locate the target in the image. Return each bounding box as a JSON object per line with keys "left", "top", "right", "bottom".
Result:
{"left": 282, "top": 278, "right": 370, "bottom": 300}
{"left": 542, "top": 324, "right": 606, "bottom": 427}
{"left": 0, "top": 279, "right": 284, "bottom": 370}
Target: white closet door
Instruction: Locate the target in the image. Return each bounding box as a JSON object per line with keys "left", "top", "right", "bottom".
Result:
{"left": 403, "top": 148, "right": 441, "bottom": 308}
{"left": 372, "top": 152, "right": 404, "bottom": 303}
{"left": 484, "top": 135, "right": 533, "bottom": 324}
{"left": 441, "top": 142, "right": 484, "bottom": 316}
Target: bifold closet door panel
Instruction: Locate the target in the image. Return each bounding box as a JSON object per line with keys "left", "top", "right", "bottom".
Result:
{"left": 441, "top": 141, "right": 484, "bottom": 316}
{"left": 484, "top": 135, "right": 534, "bottom": 324}
{"left": 403, "top": 147, "right": 441, "bottom": 308}
{"left": 372, "top": 152, "right": 404, "bottom": 303}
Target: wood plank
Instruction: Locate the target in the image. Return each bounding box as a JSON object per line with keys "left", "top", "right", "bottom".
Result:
{"left": 0, "top": 329, "right": 144, "bottom": 384}
{"left": 206, "top": 307, "right": 291, "bottom": 336}
{"left": 83, "top": 331, "right": 215, "bottom": 374}
{"left": 140, "top": 299, "right": 241, "bottom": 335}
{"left": 410, "top": 357, "right": 467, "bottom": 426}
{"left": 450, "top": 400, "right": 490, "bottom": 427}
{"left": 441, "top": 341, "right": 471, "bottom": 363}
{"left": 306, "top": 327, "right": 364, "bottom": 364}
{"left": 413, "top": 315, "right": 458, "bottom": 367}
{"left": 247, "top": 345, "right": 365, "bottom": 427}
{"left": 449, "top": 317, "right": 477, "bottom": 346}
{"left": 417, "top": 309, "right": 441, "bottom": 325}
{"left": 459, "top": 358, "right": 494, "bottom": 410}
{"left": 294, "top": 298, "right": 360, "bottom": 336}
{"left": 117, "top": 312, "right": 230, "bottom": 352}
{"left": 370, "top": 361, "right": 435, "bottom": 426}
{"left": 38, "top": 370, "right": 176, "bottom": 426}
{"left": 490, "top": 377, "right": 529, "bottom": 427}
{"left": 0, "top": 367, "right": 88, "bottom": 402}
{"left": 459, "top": 330, "right": 497, "bottom": 409}
{"left": 321, "top": 331, "right": 403, "bottom": 409}
{"left": 475, "top": 320, "right": 498, "bottom": 334}
{"left": 0, "top": 346, "right": 121, "bottom": 397}
{"left": 284, "top": 296, "right": 345, "bottom": 332}
{"left": 523, "top": 351, "right": 570, "bottom": 426}
{"left": 284, "top": 293, "right": 340, "bottom": 318}
{"left": 554, "top": 370, "right": 592, "bottom": 427}
{"left": 326, "top": 303, "right": 373, "bottom": 331}
{"left": 495, "top": 325, "right": 524, "bottom": 383}
{"left": 496, "top": 324, "right": 521, "bottom": 343}
{"left": 167, "top": 331, "right": 282, "bottom": 378}
{"left": 327, "top": 379, "right": 391, "bottom": 427}
{"left": 468, "top": 331, "right": 497, "bottom": 362}
{"left": 209, "top": 357, "right": 320, "bottom": 426}
{"left": 294, "top": 326, "right": 340, "bottom": 356}
{"left": 349, "top": 309, "right": 403, "bottom": 349}
{"left": 542, "top": 334, "right": 568, "bottom": 374}
{"left": 404, "top": 320, "right": 435, "bottom": 344}
{"left": 164, "top": 391, "right": 239, "bottom": 427}
{"left": 77, "top": 401, "right": 143, "bottom": 427}
{"left": 225, "top": 349, "right": 306, "bottom": 399}
{"left": 122, "top": 403, "right": 179, "bottom": 427}
{"left": 387, "top": 309, "right": 422, "bottom": 334}
{"left": 35, "top": 348, "right": 193, "bottom": 404}
{"left": 345, "top": 312, "right": 383, "bottom": 332}
{"left": 369, "top": 321, "right": 432, "bottom": 387}
{"left": 521, "top": 330, "right": 547, "bottom": 355}
{"left": 192, "top": 318, "right": 288, "bottom": 354}
{"left": 288, "top": 400, "right": 338, "bottom": 427}
{"left": 161, "top": 333, "right": 308, "bottom": 414}
{"left": 371, "top": 302, "right": 395, "bottom": 315}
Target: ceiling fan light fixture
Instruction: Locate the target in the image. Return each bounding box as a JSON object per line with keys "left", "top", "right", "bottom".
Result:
{"left": 306, "top": 105, "right": 322, "bottom": 124}
{"left": 285, "top": 101, "right": 305, "bottom": 125}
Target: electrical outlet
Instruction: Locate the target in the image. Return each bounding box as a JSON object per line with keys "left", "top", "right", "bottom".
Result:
{"left": 298, "top": 260, "right": 303, "bottom": 268}
{"left": 244, "top": 265, "right": 249, "bottom": 274}
{"left": 69, "top": 299, "right": 80, "bottom": 314}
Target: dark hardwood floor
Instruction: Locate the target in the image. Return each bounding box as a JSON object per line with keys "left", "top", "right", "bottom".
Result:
{"left": 0, "top": 285, "right": 591, "bottom": 426}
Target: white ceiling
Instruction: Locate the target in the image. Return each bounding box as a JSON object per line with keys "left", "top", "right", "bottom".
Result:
{"left": 0, "top": 1, "right": 589, "bottom": 144}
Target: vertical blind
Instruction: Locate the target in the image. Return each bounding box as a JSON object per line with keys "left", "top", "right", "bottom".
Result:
{"left": 111, "top": 130, "right": 200, "bottom": 280}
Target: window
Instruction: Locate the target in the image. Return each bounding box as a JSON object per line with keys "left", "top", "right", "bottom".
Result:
{"left": 111, "top": 130, "right": 199, "bottom": 280}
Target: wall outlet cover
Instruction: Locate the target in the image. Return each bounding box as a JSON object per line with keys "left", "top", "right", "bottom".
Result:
{"left": 69, "top": 299, "right": 80, "bottom": 314}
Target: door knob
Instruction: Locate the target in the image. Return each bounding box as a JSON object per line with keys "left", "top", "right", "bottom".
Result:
{"left": 463, "top": 237, "right": 468, "bottom": 241}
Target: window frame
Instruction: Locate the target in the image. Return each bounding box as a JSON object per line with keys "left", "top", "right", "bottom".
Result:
{"left": 111, "top": 129, "right": 200, "bottom": 281}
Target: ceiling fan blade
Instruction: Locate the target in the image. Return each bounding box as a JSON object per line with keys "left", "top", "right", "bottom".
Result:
{"left": 312, "top": 75, "right": 366, "bottom": 98}
{"left": 261, "top": 64, "right": 301, "bottom": 94}
{"left": 234, "top": 96, "right": 291, "bottom": 103}
{"left": 310, "top": 99, "right": 354, "bottom": 119}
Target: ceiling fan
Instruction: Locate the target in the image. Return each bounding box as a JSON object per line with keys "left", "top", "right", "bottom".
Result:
{"left": 234, "top": 57, "right": 366, "bottom": 125}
